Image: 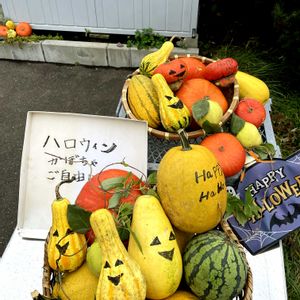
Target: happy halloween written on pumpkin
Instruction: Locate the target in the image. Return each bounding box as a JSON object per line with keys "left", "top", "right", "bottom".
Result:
{"left": 194, "top": 163, "right": 226, "bottom": 202}
{"left": 242, "top": 166, "right": 300, "bottom": 223}
{"left": 42, "top": 135, "right": 118, "bottom": 182}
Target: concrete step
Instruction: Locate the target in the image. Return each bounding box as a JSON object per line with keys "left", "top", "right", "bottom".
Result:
{"left": 0, "top": 39, "right": 199, "bottom": 68}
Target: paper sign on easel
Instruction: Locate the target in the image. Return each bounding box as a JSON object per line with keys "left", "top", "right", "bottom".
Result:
{"left": 17, "top": 111, "right": 148, "bottom": 240}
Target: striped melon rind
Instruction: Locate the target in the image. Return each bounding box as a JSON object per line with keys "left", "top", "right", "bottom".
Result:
{"left": 127, "top": 74, "right": 161, "bottom": 128}
{"left": 183, "top": 230, "right": 248, "bottom": 300}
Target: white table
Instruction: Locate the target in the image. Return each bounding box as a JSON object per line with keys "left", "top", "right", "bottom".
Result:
{"left": 0, "top": 228, "right": 288, "bottom": 299}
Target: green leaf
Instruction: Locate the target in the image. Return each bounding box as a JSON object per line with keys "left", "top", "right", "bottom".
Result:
{"left": 252, "top": 143, "right": 276, "bottom": 160}
{"left": 230, "top": 113, "right": 245, "bottom": 135}
{"left": 225, "top": 189, "right": 260, "bottom": 226}
{"left": 100, "top": 176, "right": 125, "bottom": 191}
{"left": 147, "top": 171, "right": 157, "bottom": 185}
{"left": 146, "top": 188, "right": 160, "bottom": 198}
{"left": 192, "top": 99, "right": 209, "bottom": 121}
{"left": 108, "top": 192, "right": 122, "bottom": 209}
{"left": 201, "top": 120, "right": 223, "bottom": 134}
{"left": 67, "top": 205, "right": 91, "bottom": 234}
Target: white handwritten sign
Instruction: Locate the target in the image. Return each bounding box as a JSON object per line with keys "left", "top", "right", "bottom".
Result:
{"left": 17, "top": 111, "right": 148, "bottom": 239}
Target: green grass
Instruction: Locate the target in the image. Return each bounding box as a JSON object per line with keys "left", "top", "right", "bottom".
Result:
{"left": 203, "top": 43, "right": 300, "bottom": 299}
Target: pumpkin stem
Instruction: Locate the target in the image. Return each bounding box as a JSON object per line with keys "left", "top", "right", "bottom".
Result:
{"left": 178, "top": 129, "right": 192, "bottom": 151}
{"left": 55, "top": 176, "right": 76, "bottom": 200}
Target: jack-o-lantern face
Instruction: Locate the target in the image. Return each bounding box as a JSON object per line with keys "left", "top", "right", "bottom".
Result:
{"left": 149, "top": 230, "right": 176, "bottom": 261}
{"left": 153, "top": 59, "right": 187, "bottom": 83}
{"left": 103, "top": 258, "right": 125, "bottom": 286}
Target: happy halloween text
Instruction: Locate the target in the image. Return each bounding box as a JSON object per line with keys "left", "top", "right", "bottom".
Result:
{"left": 195, "top": 163, "right": 226, "bottom": 202}
{"left": 245, "top": 167, "right": 300, "bottom": 222}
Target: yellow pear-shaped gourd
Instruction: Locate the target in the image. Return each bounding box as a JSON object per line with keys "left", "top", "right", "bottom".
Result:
{"left": 152, "top": 73, "right": 190, "bottom": 132}
{"left": 236, "top": 71, "right": 270, "bottom": 104}
{"left": 139, "top": 36, "right": 175, "bottom": 77}
{"left": 47, "top": 177, "right": 87, "bottom": 272}
{"left": 157, "top": 129, "right": 227, "bottom": 233}
{"left": 90, "top": 209, "right": 146, "bottom": 300}
{"left": 128, "top": 195, "right": 182, "bottom": 299}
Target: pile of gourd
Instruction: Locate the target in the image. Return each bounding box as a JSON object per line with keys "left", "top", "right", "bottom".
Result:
{"left": 127, "top": 36, "right": 270, "bottom": 138}
{"left": 36, "top": 38, "right": 276, "bottom": 300}
{"left": 43, "top": 129, "right": 250, "bottom": 300}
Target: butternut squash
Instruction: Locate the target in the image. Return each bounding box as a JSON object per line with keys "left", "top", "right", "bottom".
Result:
{"left": 236, "top": 71, "right": 270, "bottom": 104}
{"left": 128, "top": 195, "right": 182, "bottom": 299}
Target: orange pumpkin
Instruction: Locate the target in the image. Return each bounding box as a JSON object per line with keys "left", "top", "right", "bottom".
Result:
{"left": 153, "top": 58, "right": 187, "bottom": 83}
{"left": 0, "top": 25, "right": 8, "bottom": 37}
{"left": 178, "top": 57, "right": 206, "bottom": 81}
{"left": 16, "top": 22, "right": 32, "bottom": 37}
{"left": 234, "top": 97, "right": 266, "bottom": 128}
{"left": 176, "top": 78, "right": 229, "bottom": 114}
{"left": 200, "top": 132, "right": 246, "bottom": 177}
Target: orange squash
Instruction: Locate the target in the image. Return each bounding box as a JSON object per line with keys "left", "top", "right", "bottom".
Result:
{"left": 0, "top": 25, "right": 8, "bottom": 37}
{"left": 16, "top": 22, "right": 32, "bottom": 37}
{"left": 178, "top": 57, "right": 206, "bottom": 81}
{"left": 176, "top": 78, "right": 229, "bottom": 114}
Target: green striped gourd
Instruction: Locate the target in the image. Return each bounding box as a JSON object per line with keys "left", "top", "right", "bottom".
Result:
{"left": 183, "top": 230, "right": 248, "bottom": 300}
{"left": 127, "top": 74, "right": 161, "bottom": 128}
{"left": 152, "top": 73, "right": 190, "bottom": 132}
{"left": 139, "top": 37, "right": 175, "bottom": 77}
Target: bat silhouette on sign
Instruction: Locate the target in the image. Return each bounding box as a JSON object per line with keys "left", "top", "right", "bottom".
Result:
{"left": 269, "top": 203, "right": 300, "bottom": 230}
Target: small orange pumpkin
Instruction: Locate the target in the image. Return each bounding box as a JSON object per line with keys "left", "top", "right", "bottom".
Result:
{"left": 200, "top": 132, "right": 246, "bottom": 177}
{"left": 153, "top": 58, "right": 187, "bottom": 83}
{"left": 16, "top": 22, "right": 32, "bottom": 37}
{"left": 0, "top": 25, "right": 8, "bottom": 37}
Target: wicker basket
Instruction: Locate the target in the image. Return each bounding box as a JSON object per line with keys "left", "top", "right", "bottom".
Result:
{"left": 41, "top": 219, "right": 253, "bottom": 299}
{"left": 121, "top": 55, "right": 240, "bottom": 141}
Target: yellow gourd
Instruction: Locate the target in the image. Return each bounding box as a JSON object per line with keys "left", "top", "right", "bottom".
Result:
{"left": 157, "top": 129, "right": 227, "bottom": 233}
{"left": 128, "top": 195, "right": 182, "bottom": 299}
{"left": 90, "top": 209, "right": 146, "bottom": 300}
{"left": 127, "top": 74, "right": 161, "bottom": 128}
{"left": 139, "top": 36, "right": 175, "bottom": 77}
{"left": 47, "top": 178, "right": 87, "bottom": 272}
{"left": 152, "top": 73, "right": 190, "bottom": 132}
{"left": 236, "top": 71, "right": 270, "bottom": 104}
{"left": 52, "top": 262, "right": 98, "bottom": 300}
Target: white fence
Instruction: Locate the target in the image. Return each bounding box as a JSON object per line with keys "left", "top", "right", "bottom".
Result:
{"left": 1, "top": 0, "right": 199, "bottom": 37}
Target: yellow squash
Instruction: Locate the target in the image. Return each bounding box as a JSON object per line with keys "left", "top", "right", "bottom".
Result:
{"left": 128, "top": 195, "right": 182, "bottom": 299}
{"left": 127, "top": 74, "right": 161, "bottom": 128}
{"left": 236, "top": 71, "right": 270, "bottom": 104}
{"left": 90, "top": 209, "right": 146, "bottom": 300}
{"left": 139, "top": 36, "right": 175, "bottom": 77}
{"left": 157, "top": 129, "right": 227, "bottom": 233}
{"left": 47, "top": 178, "right": 87, "bottom": 272}
{"left": 152, "top": 73, "right": 190, "bottom": 132}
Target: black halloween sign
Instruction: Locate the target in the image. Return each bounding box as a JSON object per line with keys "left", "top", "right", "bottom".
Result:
{"left": 227, "top": 150, "right": 300, "bottom": 255}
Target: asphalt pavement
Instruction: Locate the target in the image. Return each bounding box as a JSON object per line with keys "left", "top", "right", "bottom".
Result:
{"left": 0, "top": 59, "right": 134, "bottom": 256}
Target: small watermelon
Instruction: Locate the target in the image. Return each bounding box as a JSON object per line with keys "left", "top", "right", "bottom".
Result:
{"left": 183, "top": 230, "right": 248, "bottom": 300}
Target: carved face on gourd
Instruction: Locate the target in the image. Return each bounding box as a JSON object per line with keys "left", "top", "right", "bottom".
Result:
{"left": 102, "top": 258, "right": 126, "bottom": 286}
{"left": 153, "top": 59, "right": 187, "bottom": 83}
{"left": 149, "top": 230, "right": 177, "bottom": 261}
